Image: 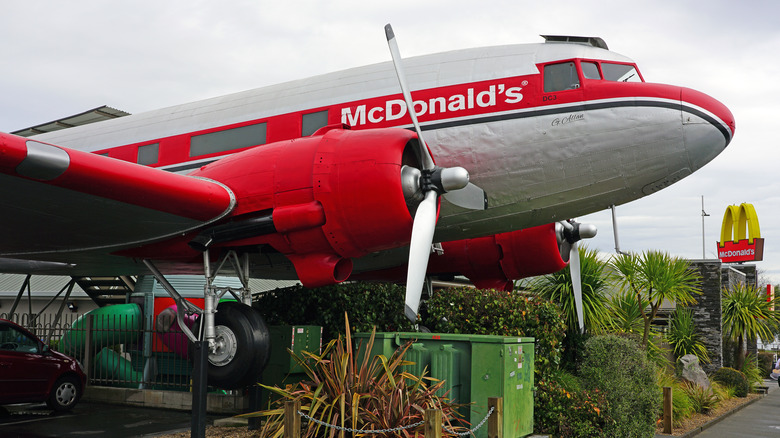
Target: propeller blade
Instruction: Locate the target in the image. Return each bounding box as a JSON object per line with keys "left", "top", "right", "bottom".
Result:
{"left": 570, "top": 241, "right": 585, "bottom": 333}
{"left": 385, "top": 24, "right": 434, "bottom": 171}
{"left": 442, "top": 182, "right": 488, "bottom": 210}
{"left": 405, "top": 190, "right": 438, "bottom": 322}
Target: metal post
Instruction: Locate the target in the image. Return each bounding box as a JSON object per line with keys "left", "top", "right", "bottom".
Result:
{"left": 488, "top": 397, "right": 503, "bottom": 438}
{"left": 424, "top": 409, "right": 442, "bottom": 438}
{"left": 191, "top": 340, "right": 208, "bottom": 438}
{"left": 284, "top": 400, "right": 301, "bottom": 438}
{"left": 663, "top": 386, "right": 673, "bottom": 434}
{"left": 701, "top": 195, "right": 710, "bottom": 259}
{"left": 83, "top": 314, "right": 93, "bottom": 385}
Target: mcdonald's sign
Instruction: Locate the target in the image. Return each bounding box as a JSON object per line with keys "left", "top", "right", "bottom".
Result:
{"left": 717, "top": 203, "right": 764, "bottom": 263}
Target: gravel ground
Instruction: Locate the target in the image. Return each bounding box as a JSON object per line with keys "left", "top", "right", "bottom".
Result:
{"left": 154, "top": 393, "right": 760, "bottom": 438}
{"left": 655, "top": 393, "right": 760, "bottom": 436}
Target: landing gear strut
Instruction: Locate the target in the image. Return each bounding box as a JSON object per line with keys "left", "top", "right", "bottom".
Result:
{"left": 143, "top": 249, "right": 270, "bottom": 388}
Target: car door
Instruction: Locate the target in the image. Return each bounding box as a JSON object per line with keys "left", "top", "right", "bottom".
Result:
{"left": 0, "top": 322, "right": 53, "bottom": 403}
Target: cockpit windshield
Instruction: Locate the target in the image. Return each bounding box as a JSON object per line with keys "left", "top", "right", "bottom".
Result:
{"left": 601, "top": 63, "right": 641, "bottom": 82}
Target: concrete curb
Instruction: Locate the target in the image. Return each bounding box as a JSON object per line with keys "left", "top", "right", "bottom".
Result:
{"left": 654, "top": 393, "right": 766, "bottom": 438}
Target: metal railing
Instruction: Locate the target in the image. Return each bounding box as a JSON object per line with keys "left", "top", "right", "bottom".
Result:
{"left": 2, "top": 311, "right": 193, "bottom": 390}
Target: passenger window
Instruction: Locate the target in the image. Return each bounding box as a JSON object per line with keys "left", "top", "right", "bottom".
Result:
{"left": 581, "top": 62, "right": 601, "bottom": 80}
{"left": 602, "top": 63, "right": 642, "bottom": 82}
{"left": 137, "top": 143, "right": 159, "bottom": 165}
{"left": 190, "top": 123, "right": 267, "bottom": 157}
{"left": 544, "top": 62, "right": 580, "bottom": 92}
{"left": 302, "top": 110, "right": 329, "bottom": 136}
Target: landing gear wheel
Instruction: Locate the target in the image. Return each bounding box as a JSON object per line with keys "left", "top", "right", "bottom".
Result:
{"left": 193, "top": 301, "right": 270, "bottom": 389}
{"left": 46, "top": 375, "right": 81, "bottom": 411}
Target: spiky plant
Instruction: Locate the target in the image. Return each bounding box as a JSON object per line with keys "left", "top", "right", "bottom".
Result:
{"left": 528, "top": 246, "right": 612, "bottom": 334}
{"left": 611, "top": 251, "right": 701, "bottom": 347}
{"left": 666, "top": 307, "right": 709, "bottom": 363}
{"left": 722, "top": 284, "right": 780, "bottom": 370}
{"left": 247, "top": 314, "right": 465, "bottom": 437}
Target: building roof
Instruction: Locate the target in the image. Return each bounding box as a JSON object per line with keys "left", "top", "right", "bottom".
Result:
{"left": 11, "top": 105, "right": 130, "bottom": 137}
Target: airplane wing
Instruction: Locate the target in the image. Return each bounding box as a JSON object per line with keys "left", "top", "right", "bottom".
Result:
{"left": 0, "top": 132, "right": 235, "bottom": 273}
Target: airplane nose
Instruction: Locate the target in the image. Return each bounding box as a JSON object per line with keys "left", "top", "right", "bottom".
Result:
{"left": 680, "top": 87, "right": 735, "bottom": 171}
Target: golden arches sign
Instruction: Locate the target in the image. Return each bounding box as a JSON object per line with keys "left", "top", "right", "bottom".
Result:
{"left": 717, "top": 203, "right": 763, "bottom": 263}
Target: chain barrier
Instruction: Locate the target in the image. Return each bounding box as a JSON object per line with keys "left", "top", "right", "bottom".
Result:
{"left": 296, "top": 405, "right": 494, "bottom": 436}
{"left": 444, "top": 406, "right": 494, "bottom": 436}
{"left": 297, "top": 410, "right": 424, "bottom": 434}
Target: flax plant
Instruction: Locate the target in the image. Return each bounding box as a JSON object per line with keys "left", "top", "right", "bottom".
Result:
{"left": 248, "top": 314, "right": 465, "bottom": 437}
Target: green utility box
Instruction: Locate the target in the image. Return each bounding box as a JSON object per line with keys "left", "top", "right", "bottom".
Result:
{"left": 354, "top": 332, "right": 534, "bottom": 438}
{"left": 260, "top": 325, "right": 322, "bottom": 407}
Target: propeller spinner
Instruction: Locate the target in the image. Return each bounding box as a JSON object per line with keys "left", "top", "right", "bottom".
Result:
{"left": 385, "top": 24, "right": 487, "bottom": 322}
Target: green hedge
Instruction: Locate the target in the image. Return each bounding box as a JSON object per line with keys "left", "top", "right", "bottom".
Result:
{"left": 254, "top": 282, "right": 414, "bottom": 341}
{"left": 425, "top": 287, "right": 567, "bottom": 378}
{"left": 580, "top": 334, "right": 660, "bottom": 438}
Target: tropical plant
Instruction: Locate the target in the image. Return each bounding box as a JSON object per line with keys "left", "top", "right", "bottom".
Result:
{"left": 605, "top": 291, "right": 669, "bottom": 368}
{"left": 249, "top": 314, "right": 465, "bottom": 437}
{"left": 527, "top": 246, "right": 612, "bottom": 334}
{"left": 666, "top": 307, "right": 709, "bottom": 363}
{"left": 721, "top": 283, "right": 780, "bottom": 370}
{"left": 580, "top": 334, "right": 660, "bottom": 437}
{"left": 611, "top": 251, "right": 701, "bottom": 347}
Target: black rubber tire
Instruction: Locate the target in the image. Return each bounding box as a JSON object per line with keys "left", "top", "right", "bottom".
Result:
{"left": 46, "top": 375, "right": 81, "bottom": 411}
{"left": 191, "top": 301, "right": 271, "bottom": 389}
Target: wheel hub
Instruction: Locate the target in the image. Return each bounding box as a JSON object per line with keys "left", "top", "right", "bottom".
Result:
{"left": 56, "top": 382, "right": 77, "bottom": 406}
{"left": 208, "top": 324, "right": 238, "bottom": 367}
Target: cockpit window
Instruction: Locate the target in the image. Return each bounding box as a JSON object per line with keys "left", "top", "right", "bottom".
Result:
{"left": 602, "top": 63, "right": 641, "bottom": 82}
{"left": 581, "top": 62, "right": 601, "bottom": 80}
{"left": 544, "top": 62, "right": 579, "bottom": 92}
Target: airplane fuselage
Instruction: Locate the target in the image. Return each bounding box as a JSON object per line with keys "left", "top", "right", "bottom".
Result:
{"left": 11, "top": 38, "right": 734, "bottom": 277}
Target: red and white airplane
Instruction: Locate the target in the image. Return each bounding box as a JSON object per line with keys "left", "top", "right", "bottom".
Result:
{"left": 0, "top": 27, "right": 734, "bottom": 387}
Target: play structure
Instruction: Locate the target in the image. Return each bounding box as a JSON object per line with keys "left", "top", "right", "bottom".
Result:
{"left": 60, "top": 275, "right": 242, "bottom": 390}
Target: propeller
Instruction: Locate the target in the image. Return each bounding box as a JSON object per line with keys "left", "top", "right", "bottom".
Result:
{"left": 556, "top": 220, "right": 597, "bottom": 332}
{"left": 385, "top": 24, "right": 487, "bottom": 322}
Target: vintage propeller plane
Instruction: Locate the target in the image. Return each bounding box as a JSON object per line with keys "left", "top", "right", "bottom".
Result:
{"left": 0, "top": 26, "right": 734, "bottom": 388}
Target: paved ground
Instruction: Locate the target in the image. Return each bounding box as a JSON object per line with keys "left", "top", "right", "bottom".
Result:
{"left": 694, "top": 379, "right": 780, "bottom": 438}
{"left": 0, "top": 402, "right": 212, "bottom": 438}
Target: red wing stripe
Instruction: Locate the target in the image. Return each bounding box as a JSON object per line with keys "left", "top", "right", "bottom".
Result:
{"left": 0, "top": 132, "right": 235, "bottom": 223}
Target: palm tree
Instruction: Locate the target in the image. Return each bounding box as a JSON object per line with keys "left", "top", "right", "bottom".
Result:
{"left": 528, "top": 246, "right": 612, "bottom": 334}
{"left": 722, "top": 283, "right": 780, "bottom": 370}
{"left": 611, "top": 251, "right": 700, "bottom": 347}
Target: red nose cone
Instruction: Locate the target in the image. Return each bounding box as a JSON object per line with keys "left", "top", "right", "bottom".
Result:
{"left": 681, "top": 87, "right": 735, "bottom": 145}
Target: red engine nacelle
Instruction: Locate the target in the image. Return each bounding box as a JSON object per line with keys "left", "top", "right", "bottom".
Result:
{"left": 191, "top": 126, "right": 421, "bottom": 287}
{"left": 427, "top": 223, "right": 567, "bottom": 291}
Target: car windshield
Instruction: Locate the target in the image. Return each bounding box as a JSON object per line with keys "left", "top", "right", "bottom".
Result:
{"left": 601, "top": 63, "right": 642, "bottom": 82}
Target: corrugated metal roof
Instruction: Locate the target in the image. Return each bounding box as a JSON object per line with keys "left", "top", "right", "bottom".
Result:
{"left": 11, "top": 105, "right": 130, "bottom": 137}
{"left": 0, "top": 274, "right": 298, "bottom": 298}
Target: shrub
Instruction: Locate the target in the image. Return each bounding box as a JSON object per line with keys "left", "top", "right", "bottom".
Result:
{"left": 580, "top": 334, "right": 660, "bottom": 438}
{"left": 255, "top": 283, "right": 414, "bottom": 341}
{"left": 425, "top": 287, "right": 566, "bottom": 379}
{"left": 534, "top": 376, "right": 610, "bottom": 437}
{"left": 712, "top": 367, "right": 749, "bottom": 397}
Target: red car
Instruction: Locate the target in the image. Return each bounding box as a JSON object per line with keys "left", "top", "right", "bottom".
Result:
{"left": 0, "top": 319, "right": 87, "bottom": 411}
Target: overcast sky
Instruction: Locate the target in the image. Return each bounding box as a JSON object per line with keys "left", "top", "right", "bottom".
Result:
{"left": 1, "top": 1, "right": 777, "bottom": 283}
